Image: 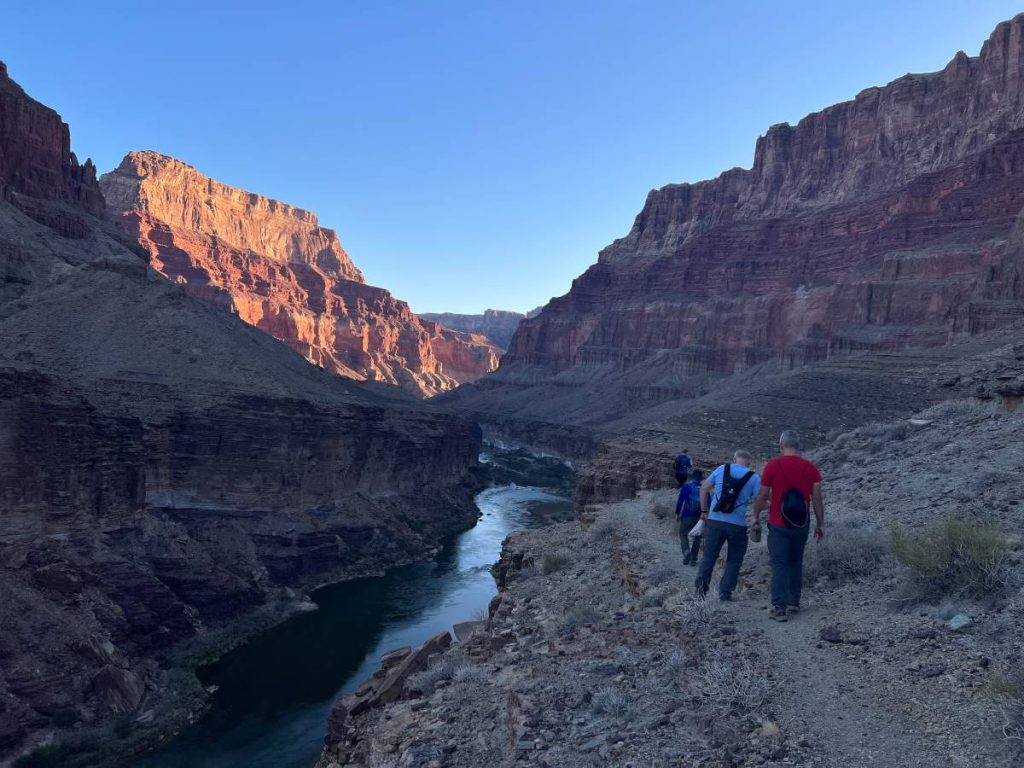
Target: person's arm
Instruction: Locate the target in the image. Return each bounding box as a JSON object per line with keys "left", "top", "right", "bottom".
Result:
{"left": 675, "top": 485, "right": 686, "bottom": 518}
{"left": 812, "top": 481, "right": 824, "bottom": 540}
{"left": 751, "top": 486, "right": 770, "bottom": 528}
{"left": 699, "top": 479, "right": 714, "bottom": 521}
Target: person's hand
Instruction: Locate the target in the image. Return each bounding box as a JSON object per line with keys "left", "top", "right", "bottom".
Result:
{"left": 815, "top": 525, "right": 825, "bottom": 542}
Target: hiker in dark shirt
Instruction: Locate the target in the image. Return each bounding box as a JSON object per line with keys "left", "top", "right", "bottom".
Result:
{"left": 673, "top": 450, "right": 692, "bottom": 487}
{"left": 695, "top": 450, "right": 760, "bottom": 601}
{"left": 751, "top": 430, "right": 824, "bottom": 622}
{"left": 675, "top": 469, "right": 704, "bottom": 565}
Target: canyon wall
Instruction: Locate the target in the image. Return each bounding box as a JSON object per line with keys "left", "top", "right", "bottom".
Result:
{"left": 471, "top": 15, "right": 1024, "bottom": 429}
{"left": 0, "top": 64, "right": 481, "bottom": 760}
{"left": 100, "top": 152, "right": 498, "bottom": 398}
{"left": 420, "top": 308, "right": 526, "bottom": 350}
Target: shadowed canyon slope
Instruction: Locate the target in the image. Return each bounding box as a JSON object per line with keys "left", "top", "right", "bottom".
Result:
{"left": 100, "top": 152, "right": 498, "bottom": 398}
{"left": 0, "top": 64, "right": 482, "bottom": 759}
{"left": 457, "top": 15, "right": 1024, "bottom": 433}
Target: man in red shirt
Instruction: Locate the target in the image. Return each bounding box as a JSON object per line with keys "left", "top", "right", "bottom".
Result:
{"left": 751, "top": 430, "right": 824, "bottom": 622}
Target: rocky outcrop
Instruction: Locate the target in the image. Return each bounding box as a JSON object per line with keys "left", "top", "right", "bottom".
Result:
{"left": 480, "top": 15, "right": 1024, "bottom": 426}
{"left": 0, "top": 65, "right": 482, "bottom": 761}
{"left": 420, "top": 309, "right": 526, "bottom": 350}
{"left": 100, "top": 151, "right": 498, "bottom": 397}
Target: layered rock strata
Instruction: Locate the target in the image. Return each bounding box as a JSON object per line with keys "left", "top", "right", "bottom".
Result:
{"left": 0, "top": 65, "right": 480, "bottom": 761}
{"left": 469, "top": 14, "right": 1024, "bottom": 429}
{"left": 420, "top": 308, "right": 526, "bottom": 350}
{"left": 100, "top": 151, "right": 498, "bottom": 397}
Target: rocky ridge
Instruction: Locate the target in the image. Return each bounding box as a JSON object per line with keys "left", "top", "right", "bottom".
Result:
{"left": 420, "top": 309, "right": 527, "bottom": 350}
{"left": 0, "top": 64, "right": 481, "bottom": 763}
{"left": 100, "top": 151, "right": 498, "bottom": 398}
{"left": 460, "top": 14, "right": 1024, "bottom": 434}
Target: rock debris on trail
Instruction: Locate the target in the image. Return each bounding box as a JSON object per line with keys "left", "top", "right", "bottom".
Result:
{"left": 320, "top": 398, "right": 1024, "bottom": 768}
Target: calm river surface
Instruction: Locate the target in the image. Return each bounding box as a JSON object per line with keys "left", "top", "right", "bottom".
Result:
{"left": 142, "top": 457, "right": 572, "bottom": 768}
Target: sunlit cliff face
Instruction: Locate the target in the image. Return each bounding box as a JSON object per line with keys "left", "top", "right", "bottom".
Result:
{"left": 100, "top": 151, "right": 499, "bottom": 398}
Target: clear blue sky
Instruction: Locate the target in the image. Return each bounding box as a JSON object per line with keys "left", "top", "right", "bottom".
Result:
{"left": 2, "top": 1, "right": 1020, "bottom": 314}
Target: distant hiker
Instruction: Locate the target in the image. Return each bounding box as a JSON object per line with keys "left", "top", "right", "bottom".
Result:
{"left": 676, "top": 468, "right": 704, "bottom": 565}
{"left": 674, "top": 450, "right": 693, "bottom": 487}
{"left": 695, "top": 450, "right": 761, "bottom": 601}
{"left": 752, "top": 430, "right": 824, "bottom": 622}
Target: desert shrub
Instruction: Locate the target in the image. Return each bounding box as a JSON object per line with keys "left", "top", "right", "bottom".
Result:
{"left": 451, "top": 663, "right": 489, "bottom": 687}
{"left": 645, "top": 562, "right": 678, "bottom": 585}
{"left": 662, "top": 648, "right": 688, "bottom": 677}
{"left": 541, "top": 551, "right": 570, "bottom": 574}
{"left": 696, "top": 657, "right": 769, "bottom": 713}
{"left": 409, "top": 652, "right": 467, "bottom": 695}
{"left": 990, "top": 669, "right": 1024, "bottom": 743}
{"left": 805, "top": 524, "right": 888, "bottom": 584}
{"left": 652, "top": 500, "right": 674, "bottom": 520}
{"left": 557, "top": 604, "right": 602, "bottom": 636}
{"left": 591, "top": 685, "right": 631, "bottom": 717}
{"left": 675, "top": 594, "right": 716, "bottom": 627}
{"left": 588, "top": 518, "right": 618, "bottom": 541}
{"left": 891, "top": 518, "right": 1012, "bottom": 598}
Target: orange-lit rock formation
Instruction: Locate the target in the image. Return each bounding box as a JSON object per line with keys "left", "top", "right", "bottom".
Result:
{"left": 100, "top": 151, "right": 498, "bottom": 397}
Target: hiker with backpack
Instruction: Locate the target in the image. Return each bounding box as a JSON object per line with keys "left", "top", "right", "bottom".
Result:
{"left": 676, "top": 468, "right": 704, "bottom": 565}
{"left": 694, "top": 450, "right": 761, "bottom": 601}
{"left": 751, "top": 430, "right": 824, "bottom": 622}
{"left": 673, "top": 450, "right": 693, "bottom": 487}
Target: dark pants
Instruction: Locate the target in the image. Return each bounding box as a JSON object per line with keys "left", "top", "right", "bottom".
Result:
{"left": 695, "top": 520, "right": 748, "bottom": 599}
{"left": 768, "top": 524, "right": 810, "bottom": 608}
{"left": 678, "top": 516, "right": 701, "bottom": 563}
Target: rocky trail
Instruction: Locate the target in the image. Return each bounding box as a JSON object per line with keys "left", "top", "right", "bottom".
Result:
{"left": 318, "top": 395, "right": 1024, "bottom": 768}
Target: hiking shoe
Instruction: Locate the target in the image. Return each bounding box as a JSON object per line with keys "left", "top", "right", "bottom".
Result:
{"left": 682, "top": 556, "right": 692, "bottom": 566}
{"left": 769, "top": 606, "right": 788, "bottom": 622}
{"left": 719, "top": 593, "right": 732, "bottom": 602}
{"left": 786, "top": 605, "right": 801, "bottom": 615}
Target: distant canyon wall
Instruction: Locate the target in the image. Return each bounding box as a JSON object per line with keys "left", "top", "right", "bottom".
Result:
{"left": 100, "top": 152, "right": 498, "bottom": 397}
{"left": 485, "top": 15, "right": 1024, "bottom": 423}
{"left": 420, "top": 308, "right": 526, "bottom": 350}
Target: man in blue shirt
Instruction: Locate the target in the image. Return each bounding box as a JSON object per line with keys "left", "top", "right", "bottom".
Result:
{"left": 695, "top": 450, "right": 761, "bottom": 601}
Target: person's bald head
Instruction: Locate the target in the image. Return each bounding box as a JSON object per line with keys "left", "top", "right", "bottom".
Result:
{"left": 733, "top": 449, "right": 752, "bottom": 467}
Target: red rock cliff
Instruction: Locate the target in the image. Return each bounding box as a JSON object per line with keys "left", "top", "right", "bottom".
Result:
{"left": 100, "top": 151, "right": 498, "bottom": 397}
{"left": 497, "top": 15, "right": 1024, "bottom": 413}
{"left": 0, "top": 63, "right": 482, "bottom": 759}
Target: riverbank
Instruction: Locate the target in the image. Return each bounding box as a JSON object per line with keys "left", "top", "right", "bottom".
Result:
{"left": 317, "top": 399, "right": 1024, "bottom": 768}
{"left": 129, "top": 451, "right": 574, "bottom": 768}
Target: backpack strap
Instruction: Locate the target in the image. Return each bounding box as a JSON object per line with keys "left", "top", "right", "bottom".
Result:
{"left": 733, "top": 469, "right": 755, "bottom": 495}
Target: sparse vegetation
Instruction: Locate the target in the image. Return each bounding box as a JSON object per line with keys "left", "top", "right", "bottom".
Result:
{"left": 591, "top": 685, "right": 630, "bottom": 717}
{"left": 541, "top": 551, "right": 571, "bottom": 574}
{"left": 452, "top": 663, "right": 489, "bottom": 687}
{"left": 662, "top": 648, "right": 688, "bottom": 678}
{"left": 557, "top": 604, "right": 601, "bottom": 636}
{"left": 651, "top": 500, "right": 674, "bottom": 520}
{"left": 990, "top": 669, "right": 1024, "bottom": 743}
{"left": 588, "top": 518, "right": 617, "bottom": 541}
{"left": 805, "top": 523, "right": 888, "bottom": 584}
{"left": 891, "top": 517, "right": 1012, "bottom": 598}
{"left": 696, "top": 657, "right": 769, "bottom": 714}
{"left": 675, "top": 594, "right": 716, "bottom": 627}
{"left": 409, "top": 652, "right": 468, "bottom": 695}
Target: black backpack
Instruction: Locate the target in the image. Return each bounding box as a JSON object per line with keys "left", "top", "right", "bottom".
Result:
{"left": 780, "top": 465, "right": 812, "bottom": 528}
{"left": 713, "top": 464, "right": 755, "bottom": 514}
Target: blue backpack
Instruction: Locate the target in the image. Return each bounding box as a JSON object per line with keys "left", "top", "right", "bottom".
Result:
{"left": 679, "top": 482, "right": 700, "bottom": 518}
